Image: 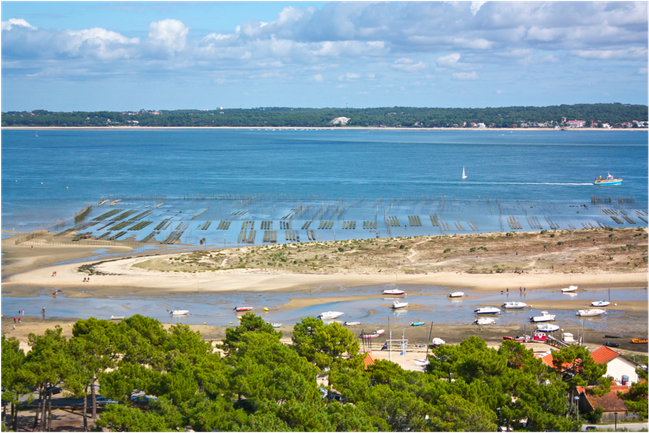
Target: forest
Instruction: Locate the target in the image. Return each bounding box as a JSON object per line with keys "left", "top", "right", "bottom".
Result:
{"left": 2, "top": 103, "right": 647, "bottom": 128}
{"left": 2, "top": 313, "right": 647, "bottom": 432}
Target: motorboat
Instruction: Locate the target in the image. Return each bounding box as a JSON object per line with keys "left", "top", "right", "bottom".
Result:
{"left": 391, "top": 300, "right": 409, "bottom": 309}
{"left": 375, "top": 329, "right": 385, "bottom": 335}
{"left": 234, "top": 306, "right": 253, "bottom": 312}
{"left": 536, "top": 324, "right": 560, "bottom": 332}
{"left": 594, "top": 173, "right": 622, "bottom": 186}
{"left": 576, "top": 309, "right": 607, "bottom": 317}
{"left": 410, "top": 322, "right": 425, "bottom": 327}
{"left": 591, "top": 300, "right": 611, "bottom": 307}
{"left": 383, "top": 289, "right": 405, "bottom": 295}
{"left": 562, "top": 332, "right": 577, "bottom": 344}
{"left": 502, "top": 301, "right": 527, "bottom": 309}
{"left": 631, "top": 339, "right": 648, "bottom": 344}
{"left": 271, "top": 323, "right": 282, "bottom": 328}
{"left": 532, "top": 332, "right": 548, "bottom": 342}
{"left": 474, "top": 306, "right": 501, "bottom": 315}
{"left": 362, "top": 333, "right": 379, "bottom": 339}
{"left": 318, "top": 311, "right": 344, "bottom": 320}
{"left": 561, "top": 285, "right": 578, "bottom": 293}
{"left": 530, "top": 311, "right": 556, "bottom": 322}
{"left": 432, "top": 337, "right": 445, "bottom": 346}
{"left": 474, "top": 318, "right": 496, "bottom": 325}
{"left": 344, "top": 321, "right": 360, "bottom": 326}
{"left": 110, "top": 315, "right": 125, "bottom": 320}
{"left": 448, "top": 291, "right": 465, "bottom": 298}
{"left": 170, "top": 310, "right": 189, "bottom": 316}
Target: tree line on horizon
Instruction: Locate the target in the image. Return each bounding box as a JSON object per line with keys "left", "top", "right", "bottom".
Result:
{"left": 2, "top": 103, "right": 647, "bottom": 128}
{"left": 2, "top": 313, "right": 647, "bottom": 432}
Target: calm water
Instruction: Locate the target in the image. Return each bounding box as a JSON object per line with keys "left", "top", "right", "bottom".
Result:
{"left": 2, "top": 129, "right": 648, "bottom": 232}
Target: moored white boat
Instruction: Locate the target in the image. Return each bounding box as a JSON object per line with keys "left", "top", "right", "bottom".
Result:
{"left": 318, "top": 311, "right": 344, "bottom": 320}
{"left": 562, "top": 332, "right": 576, "bottom": 343}
{"left": 474, "top": 306, "right": 501, "bottom": 315}
{"left": 383, "top": 289, "right": 405, "bottom": 295}
{"left": 234, "top": 306, "right": 253, "bottom": 312}
{"left": 591, "top": 300, "right": 610, "bottom": 307}
{"left": 502, "top": 301, "right": 527, "bottom": 309}
{"left": 344, "top": 321, "right": 360, "bottom": 326}
{"left": 474, "top": 318, "right": 496, "bottom": 325}
{"left": 561, "top": 285, "right": 578, "bottom": 293}
{"left": 537, "top": 324, "right": 560, "bottom": 332}
{"left": 391, "top": 300, "right": 409, "bottom": 309}
{"left": 448, "top": 291, "right": 465, "bottom": 298}
{"left": 530, "top": 311, "right": 556, "bottom": 322}
{"left": 170, "top": 310, "right": 189, "bottom": 316}
{"left": 576, "top": 309, "right": 607, "bottom": 317}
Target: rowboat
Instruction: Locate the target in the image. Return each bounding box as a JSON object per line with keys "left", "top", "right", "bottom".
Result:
{"left": 170, "top": 310, "right": 189, "bottom": 316}
{"left": 537, "top": 324, "right": 560, "bottom": 332}
{"left": 383, "top": 289, "right": 405, "bottom": 295}
{"left": 474, "top": 318, "right": 496, "bottom": 325}
{"left": 391, "top": 300, "right": 409, "bottom": 309}
{"left": 631, "top": 339, "right": 648, "bottom": 344}
{"left": 591, "top": 300, "right": 611, "bottom": 307}
{"left": 448, "top": 291, "right": 465, "bottom": 298}
{"left": 344, "top": 321, "right": 360, "bottom": 326}
{"left": 410, "top": 322, "right": 425, "bottom": 327}
{"left": 576, "top": 309, "right": 607, "bottom": 317}
{"left": 604, "top": 341, "right": 620, "bottom": 348}
{"left": 530, "top": 311, "right": 555, "bottom": 322}
{"left": 318, "top": 311, "right": 344, "bottom": 320}
{"left": 502, "top": 301, "right": 527, "bottom": 309}
{"left": 605, "top": 334, "right": 622, "bottom": 339}
{"left": 561, "top": 285, "right": 578, "bottom": 293}
{"left": 234, "top": 306, "right": 253, "bottom": 312}
{"left": 110, "top": 315, "right": 125, "bottom": 320}
{"left": 474, "top": 307, "right": 501, "bottom": 315}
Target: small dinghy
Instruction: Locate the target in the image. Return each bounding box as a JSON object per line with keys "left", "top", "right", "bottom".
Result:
{"left": 537, "top": 324, "right": 560, "bottom": 332}
{"left": 344, "top": 321, "right": 360, "bottom": 326}
{"left": 362, "top": 333, "right": 379, "bottom": 339}
{"left": 576, "top": 309, "right": 607, "bottom": 317}
{"left": 318, "top": 311, "right": 344, "bottom": 320}
{"left": 234, "top": 306, "right": 253, "bottom": 312}
{"left": 591, "top": 300, "right": 611, "bottom": 307}
{"left": 414, "top": 359, "right": 430, "bottom": 366}
{"left": 561, "top": 285, "right": 578, "bottom": 293}
{"left": 605, "top": 334, "right": 623, "bottom": 339}
{"left": 474, "top": 306, "right": 501, "bottom": 315}
{"left": 170, "top": 310, "right": 189, "bottom": 316}
{"left": 474, "top": 318, "right": 496, "bottom": 325}
{"left": 604, "top": 341, "right": 620, "bottom": 348}
{"left": 410, "top": 321, "right": 425, "bottom": 327}
{"left": 502, "top": 301, "right": 527, "bottom": 309}
{"left": 448, "top": 291, "right": 465, "bottom": 298}
{"left": 374, "top": 329, "right": 385, "bottom": 335}
{"left": 631, "top": 339, "right": 648, "bottom": 344}
{"left": 383, "top": 289, "right": 405, "bottom": 295}
{"left": 271, "top": 323, "right": 282, "bottom": 328}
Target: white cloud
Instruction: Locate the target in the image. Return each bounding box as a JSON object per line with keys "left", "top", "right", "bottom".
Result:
{"left": 2, "top": 18, "right": 36, "bottom": 31}
{"left": 146, "top": 19, "right": 189, "bottom": 57}
{"left": 452, "top": 71, "right": 478, "bottom": 80}
{"left": 312, "top": 74, "right": 324, "bottom": 82}
{"left": 571, "top": 47, "right": 647, "bottom": 60}
{"left": 64, "top": 28, "right": 140, "bottom": 60}
{"left": 391, "top": 58, "right": 428, "bottom": 72}
{"left": 338, "top": 73, "right": 360, "bottom": 81}
{"left": 470, "top": 1, "right": 487, "bottom": 16}
{"left": 437, "top": 53, "right": 461, "bottom": 68}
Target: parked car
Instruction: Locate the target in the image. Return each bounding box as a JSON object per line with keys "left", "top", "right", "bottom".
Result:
{"left": 130, "top": 395, "right": 156, "bottom": 406}
{"left": 95, "top": 396, "right": 120, "bottom": 405}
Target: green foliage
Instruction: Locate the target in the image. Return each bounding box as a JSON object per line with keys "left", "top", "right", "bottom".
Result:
{"left": 443, "top": 248, "right": 451, "bottom": 253}
{"left": 618, "top": 367, "right": 648, "bottom": 419}
{"left": 223, "top": 313, "right": 282, "bottom": 352}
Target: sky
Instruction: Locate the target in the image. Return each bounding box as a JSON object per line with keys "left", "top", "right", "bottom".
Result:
{"left": 1, "top": 1, "right": 648, "bottom": 111}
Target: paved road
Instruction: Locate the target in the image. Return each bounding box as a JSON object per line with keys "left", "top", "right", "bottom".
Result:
{"left": 582, "top": 422, "right": 648, "bottom": 431}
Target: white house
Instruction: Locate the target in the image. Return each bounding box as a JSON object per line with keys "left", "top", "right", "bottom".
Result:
{"left": 590, "top": 346, "right": 641, "bottom": 385}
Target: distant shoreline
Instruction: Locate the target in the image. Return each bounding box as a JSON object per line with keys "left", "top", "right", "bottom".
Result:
{"left": 3, "top": 126, "right": 647, "bottom": 132}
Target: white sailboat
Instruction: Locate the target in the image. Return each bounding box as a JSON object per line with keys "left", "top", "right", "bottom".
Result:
{"left": 462, "top": 166, "right": 467, "bottom": 180}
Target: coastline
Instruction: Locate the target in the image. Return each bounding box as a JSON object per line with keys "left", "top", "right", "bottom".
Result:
{"left": 3, "top": 126, "right": 647, "bottom": 132}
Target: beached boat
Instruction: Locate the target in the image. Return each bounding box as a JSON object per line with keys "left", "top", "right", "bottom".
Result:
{"left": 604, "top": 341, "right": 620, "bottom": 348}
{"left": 502, "top": 301, "right": 527, "bottom": 309}
{"left": 594, "top": 173, "right": 622, "bottom": 186}
{"left": 375, "top": 329, "right": 385, "bottom": 335}
{"left": 474, "top": 318, "right": 496, "bottom": 325}
{"left": 605, "top": 334, "right": 622, "bottom": 339}
{"left": 562, "top": 332, "right": 576, "bottom": 344}
{"left": 530, "top": 311, "right": 556, "bottom": 322}
{"left": 591, "top": 300, "right": 611, "bottom": 307}
{"left": 362, "top": 333, "right": 379, "bottom": 339}
{"left": 474, "top": 306, "right": 501, "bottom": 315}
{"left": 383, "top": 289, "right": 405, "bottom": 295}
{"left": 110, "top": 315, "right": 125, "bottom": 320}
{"left": 410, "top": 322, "right": 425, "bottom": 327}
{"left": 576, "top": 309, "right": 607, "bottom": 317}
{"left": 344, "top": 321, "right": 360, "bottom": 326}
{"left": 631, "top": 339, "right": 648, "bottom": 344}
{"left": 234, "top": 306, "right": 253, "bottom": 312}
{"left": 170, "top": 310, "right": 189, "bottom": 316}
{"left": 532, "top": 332, "right": 548, "bottom": 342}
{"left": 414, "top": 359, "right": 430, "bottom": 366}
{"left": 432, "top": 337, "right": 445, "bottom": 346}
{"left": 448, "top": 291, "right": 465, "bottom": 298}
{"left": 271, "top": 323, "right": 282, "bottom": 328}
{"left": 318, "top": 311, "right": 344, "bottom": 320}
{"left": 536, "top": 324, "right": 560, "bottom": 332}
{"left": 391, "top": 300, "right": 409, "bottom": 309}
{"left": 561, "top": 285, "right": 578, "bottom": 293}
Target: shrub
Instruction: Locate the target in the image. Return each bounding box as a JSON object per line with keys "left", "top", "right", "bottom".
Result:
{"left": 444, "top": 248, "right": 451, "bottom": 253}
{"left": 470, "top": 247, "right": 476, "bottom": 252}
{"left": 338, "top": 247, "right": 345, "bottom": 252}
{"left": 550, "top": 233, "right": 555, "bottom": 238}
{"left": 399, "top": 245, "right": 405, "bottom": 249}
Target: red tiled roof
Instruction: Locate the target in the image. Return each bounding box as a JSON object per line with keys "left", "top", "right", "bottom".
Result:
{"left": 363, "top": 353, "right": 375, "bottom": 370}
{"left": 578, "top": 385, "right": 630, "bottom": 412}
{"left": 590, "top": 346, "right": 620, "bottom": 364}
{"left": 539, "top": 352, "right": 579, "bottom": 371}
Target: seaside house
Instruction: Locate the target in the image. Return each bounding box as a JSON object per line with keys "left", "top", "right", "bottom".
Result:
{"left": 576, "top": 385, "right": 639, "bottom": 422}
{"left": 566, "top": 119, "right": 586, "bottom": 128}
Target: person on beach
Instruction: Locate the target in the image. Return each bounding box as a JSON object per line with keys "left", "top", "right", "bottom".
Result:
{"left": 18, "top": 317, "right": 21, "bottom": 324}
{"left": 12, "top": 324, "right": 15, "bottom": 331}
{"left": 13, "top": 317, "right": 16, "bottom": 324}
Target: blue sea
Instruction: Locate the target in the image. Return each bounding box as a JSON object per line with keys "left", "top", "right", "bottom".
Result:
{"left": 2, "top": 129, "right": 647, "bottom": 236}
